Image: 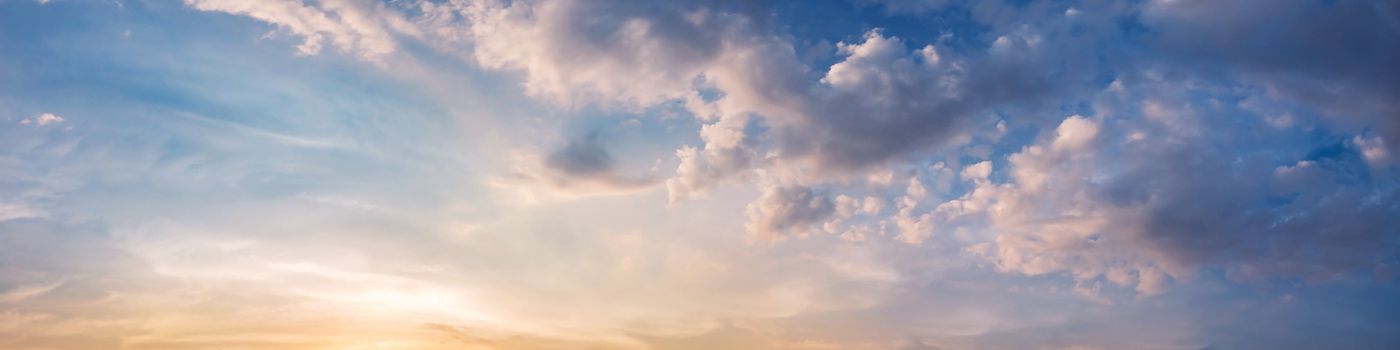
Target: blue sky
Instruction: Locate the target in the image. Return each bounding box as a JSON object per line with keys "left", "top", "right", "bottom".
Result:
{"left": 1, "top": 0, "right": 1399, "bottom": 349}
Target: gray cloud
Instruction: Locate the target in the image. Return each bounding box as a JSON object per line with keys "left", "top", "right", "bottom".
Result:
{"left": 542, "top": 131, "right": 656, "bottom": 189}
{"left": 491, "top": 131, "right": 657, "bottom": 200}
{"left": 745, "top": 183, "right": 838, "bottom": 241}
{"left": 958, "top": 75, "right": 1400, "bottom": 295}
{"left": 545, "top": 131, "right": 619, "bottom": 178}
{"left": 1143, "top": 0, "right": 1400, "bottom": 144}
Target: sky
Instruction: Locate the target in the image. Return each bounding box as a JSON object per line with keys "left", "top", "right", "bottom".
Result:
{"left": 1, "top": 0, "right": 1399, "bottom": 349}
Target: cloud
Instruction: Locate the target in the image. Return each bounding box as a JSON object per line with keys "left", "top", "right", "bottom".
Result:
{"left": 489, "top": 131, "right": 657, "bottom": 203}
{"left": 960, "top": 161, "right": 991, "bottom": 181}
{"left": 542, "top": 131, "right": 648, "bottom": 186}
{"left": 443, "top": 0, "right": 788, "bottom": 201}
{"left": 665, "top": 114, "right": 758, "bottom": 203}
{"left": 0, "top": 281, "right": 63, "bottom": 304}
{"left": 4, "top": 0, "right": 1400, "bottom": 347}
{"left": 0, "top": 202, "right": 45, "bottom": 222}
{"left": 18, "top": 113, "right": 64, "bottom": 127}
{"left": 893, "top": 176, "right": 936, "bottom": 244}
{"left": 861, "top": 0, "right": 955, "bottom": 14}
{"left": 182, "top": 0, "right": 1104, "bottom": 200}
{"left": 182, "top": 0, "right": 1397, "bottom": 192}
{"left": 456, "top": 0, "right": 748, "bottom": 108}
{"left": 1049, "top": 115, "right": 1098, "bottom": 152}
{"left": 150, "top": 0, "right": 1400, "bottom": 323}
{"left": 957, "top": 77, "right": 1400, "bottom": 296}
{"left": 165, "top": 0, "right": 1400, "bottom": 301}
{"left": 1141, "top": 0, "right": 1400, "bottom": 147}
{"left": 775, "top": 31, "right": 967, "bottom": 172}
{"left": 295, "top": 193, "right": 383, "bottom": 212}
{"left": 745, "top": 183, "right": 837, "bottom": 242}
{"left": 184, "top": 0, "right": 408, "bottom": 61}
{"left": 1353, "top": 135, "right": 1391, "bottom": 167}
{"left": 662, "top": 23, "right": 1087, "bottom": 198}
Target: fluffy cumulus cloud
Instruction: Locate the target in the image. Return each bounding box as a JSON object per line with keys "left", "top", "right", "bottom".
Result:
{"left": 454, "top": 0, "right": 747, "bottom": 107}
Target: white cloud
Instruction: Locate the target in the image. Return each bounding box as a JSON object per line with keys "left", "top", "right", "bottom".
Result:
{"left": 457, "top": 1, "right": 735, "bottom": 108}
{"left": 18, "top": 112, "right": 64, "bottom": 126}
{"left": 961, "top": 160, "right": 992, "bottom": 181}
{"left": 892, "top": 176, "right": 937, "bottom": 244}
{"left": 184, "top": 0, "right": 405, "bottom": 61}
{"left": 955, "top": 113, "right": 1173, "bottom": 296}
{"left": 1050, "top": 115, "right": 1099, "bottom": 152}
{"left": 665, "top": 114, "right": 756, "bottom": 203}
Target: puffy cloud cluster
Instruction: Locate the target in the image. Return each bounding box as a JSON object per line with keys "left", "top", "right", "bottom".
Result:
{"left": 953, "top": 76, "right": 1400, "bottom": 295}
{"left": 956, "top": 114, "right": 1179, "bottom": 295}
{"left": 187, "top": 0, "right": 1400, "bottom": 298}
{"left": 453, "top": 0, "right": 752, "bottom": 107}
{"left": 190, "top": 0, "right": 1085, "bottom": 195}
